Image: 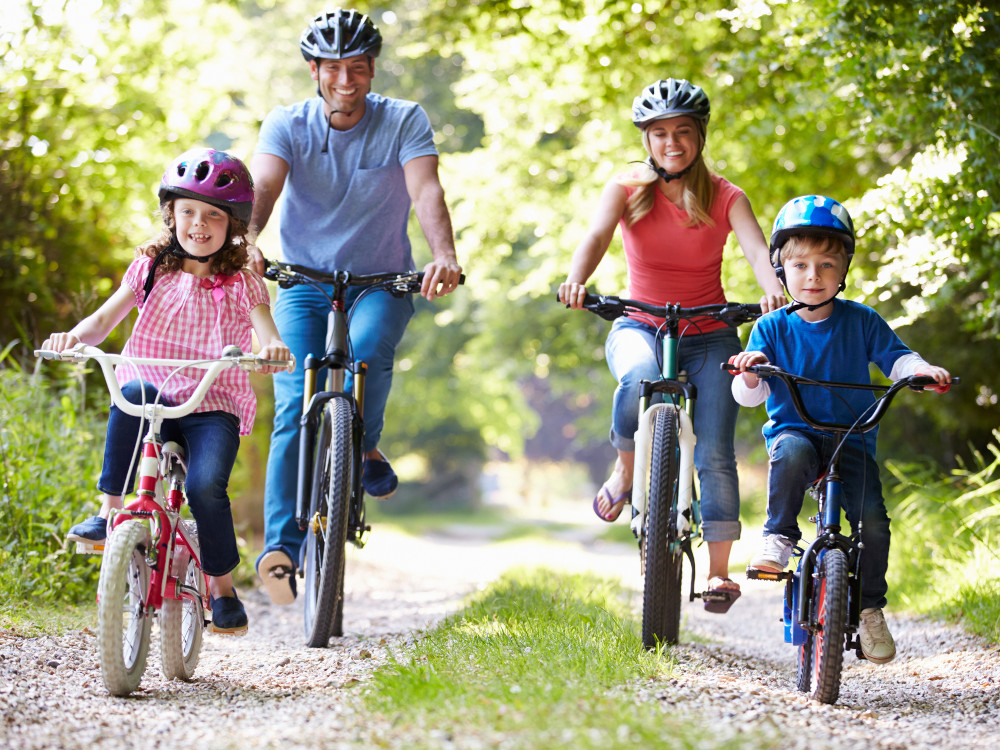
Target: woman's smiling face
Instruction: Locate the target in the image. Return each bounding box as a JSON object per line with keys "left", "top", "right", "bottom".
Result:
{"left": 644, "top": 116, "right": 702, "bottom": 172}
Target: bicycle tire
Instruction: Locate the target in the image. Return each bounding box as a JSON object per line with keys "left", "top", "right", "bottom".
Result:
{"left": 303, "top": 397, "right": 353, "bottom": 647}
{"left": 642, "top": 407, "right": 683, "bottom": 649}
{"left": 97, "top": 520, "right": 153, "bottom": 696}
{"left": 796, "top": 632, "right": 813, "bottom": 693}
{"left": 159, "top": 549, "right": 205, "bottom": 681}
{"left": 811, "top": 548, "right": 848, "bottom": 704}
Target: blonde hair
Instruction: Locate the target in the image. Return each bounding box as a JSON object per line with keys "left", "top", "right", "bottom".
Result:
{"left": 618, "top": 123, "right": 715, "bottom": 228}
{"left": 775, "top": 234, "right": 848, "bottom": 267}
{"left": 138, "top": 200, "right": 250, "bottom": 277}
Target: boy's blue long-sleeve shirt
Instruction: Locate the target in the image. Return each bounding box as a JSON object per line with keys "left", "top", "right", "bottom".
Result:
{"left": 744, "top": 299, "right": 912, "bottom": 455}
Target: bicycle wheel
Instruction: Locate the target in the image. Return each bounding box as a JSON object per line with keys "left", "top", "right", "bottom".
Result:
{"left": 642, "top": 407, "right": 683, "bottom": 649}
{"left": 796, "top": 632, "right": 813, "bottom": 693}
{"left": 159, "top": 546, "right": 205, "bottom": 681}
{"left": 810, "top": 548, "right": 848, "bottom": 704}
{"left": 303, "top": 397, "right": 353, "bottom": 647}
{"left": 97, "top": 520, "right": 153, "bottom": 696}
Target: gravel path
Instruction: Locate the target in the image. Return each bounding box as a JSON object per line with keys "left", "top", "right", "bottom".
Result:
{"left": 1, "top": 508, "right": 997, "bottom": 749}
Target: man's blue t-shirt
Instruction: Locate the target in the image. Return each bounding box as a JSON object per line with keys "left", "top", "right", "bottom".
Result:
{"left": 746, "top": 299, "right": 912, "bottom": 454}
{"left": 255, "top": 93, "right": 438, "bottom": 274}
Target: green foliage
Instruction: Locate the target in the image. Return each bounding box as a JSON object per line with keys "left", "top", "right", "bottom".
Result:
{"left": 365, "top": 569, "right": 696, "bottom": 748}
{"left": 886, "top": 431, "right": 1000, "bottom": 642}
{"left": 0, "top": 343, "right": 105, "bottom": 606}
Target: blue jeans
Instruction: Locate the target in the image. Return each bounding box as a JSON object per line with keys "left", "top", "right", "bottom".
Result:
{"left": 263, "top": 281, "right": 414, "bottom": 559}
{"left": 98, "top": 380, "right": 241, "bottom": 577}
{"left": 605, "top": 318, "right": 743, "bottom": 542}
{"left": 764, "top": 430, "right": 891, "bottom": 610}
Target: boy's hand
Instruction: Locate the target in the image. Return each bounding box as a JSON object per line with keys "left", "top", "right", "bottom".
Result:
{"left": 915, "top": 365, "right": 952, "bottom": 393}
{"left": 728, "top": 352, "right": 769, "bottom": 388}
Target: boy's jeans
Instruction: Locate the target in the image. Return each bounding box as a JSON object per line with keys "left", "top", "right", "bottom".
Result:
{"left": 765, "top": 429, "right": 891, "bottom": 610}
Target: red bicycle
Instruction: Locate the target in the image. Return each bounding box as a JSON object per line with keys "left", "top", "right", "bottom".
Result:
{"left": 36, "top": 344, "right": 290, "bottom": 695}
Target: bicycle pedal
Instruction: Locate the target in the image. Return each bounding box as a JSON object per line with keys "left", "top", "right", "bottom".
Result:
{"left": 746, "top": 567, "right": 791, "bottom": 582}
{"left": 74, "top": 541, "right": 105, "bottom": 555}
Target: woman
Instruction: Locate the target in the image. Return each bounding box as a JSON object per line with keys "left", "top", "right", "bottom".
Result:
{"left": 558, "top": 78, "right": 786, "bottom": 612}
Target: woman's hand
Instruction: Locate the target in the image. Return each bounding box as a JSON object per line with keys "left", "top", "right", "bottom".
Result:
{"left": 759, "top": 292, "right": 787, "bottom": 314}
{"left": 558, "top": 281, "right": 589, "bottom": 310}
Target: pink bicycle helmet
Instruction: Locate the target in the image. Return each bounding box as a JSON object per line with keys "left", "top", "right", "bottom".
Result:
{"left": 158, "top": 148, "right": 254, "bottom": 226}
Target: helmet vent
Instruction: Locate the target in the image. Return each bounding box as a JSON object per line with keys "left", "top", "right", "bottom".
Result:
{"left": 194, "top": 161, "right": 210, "bottom": 181}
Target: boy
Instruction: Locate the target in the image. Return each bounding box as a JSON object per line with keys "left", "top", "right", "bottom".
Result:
{"left": 729, "top": 195, "right": 951, "bottom": 663}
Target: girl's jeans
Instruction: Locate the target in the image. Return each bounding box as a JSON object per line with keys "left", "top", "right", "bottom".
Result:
{"left": 263, "top": 281, "right": 414, "bottom": 561}
{"left": 99, "top": 380, "right": 241, "bottom": 577}
{"left": 605, "top": 318, "right": 743, "bottom": 543}
{"left": 764, "top": 429, "right": 891, "bottom": 610}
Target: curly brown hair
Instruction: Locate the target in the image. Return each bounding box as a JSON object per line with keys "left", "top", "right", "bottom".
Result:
{"left": 137, "top": 200, "right": 250, "bottom": 277}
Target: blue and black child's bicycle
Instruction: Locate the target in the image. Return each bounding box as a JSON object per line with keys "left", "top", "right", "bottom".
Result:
{"left": 722, "top": 363, "right": 957, "bottom": 704}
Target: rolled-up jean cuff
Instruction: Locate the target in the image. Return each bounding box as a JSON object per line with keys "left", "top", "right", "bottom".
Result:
{"left": 701, "top": 520, "right": 741, "bottom": 543}
{"left": 609, "top": 428, "right": 636, "bottom": 453}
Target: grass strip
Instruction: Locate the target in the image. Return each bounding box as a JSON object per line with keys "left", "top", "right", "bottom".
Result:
{"left": 361, "top": 568, "right": 745, "bottom": 749}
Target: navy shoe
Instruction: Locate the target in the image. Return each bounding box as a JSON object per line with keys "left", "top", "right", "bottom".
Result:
{"left": 255, "top": 545, "right": 297, "bottom": 605}
{"left": 67, "top": 515, "right": 108, "bottom": 544}
{"left": 361, "top": 452, "right": 398, "bottom": 499}
{"left": 209, "top": 590, "right": 248, "bottom": 636}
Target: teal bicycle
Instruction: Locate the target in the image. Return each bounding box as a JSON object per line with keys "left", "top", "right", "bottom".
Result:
{"left": 576, "top": 293, "right": 761, "bottom": 648}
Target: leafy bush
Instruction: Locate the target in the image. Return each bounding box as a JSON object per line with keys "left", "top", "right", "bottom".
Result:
{"left": 0, "top": 343, "right": 105, "bottom": 607}
{"left": 886, "top": 432, "right": 1000, "bottom": 642}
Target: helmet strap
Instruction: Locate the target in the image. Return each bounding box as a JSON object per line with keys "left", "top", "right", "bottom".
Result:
{"left": 647, "top": 157, "right": 694, "bottom": 184}
{"left": 142, "top": 232, "right": 220, "bottom": 303}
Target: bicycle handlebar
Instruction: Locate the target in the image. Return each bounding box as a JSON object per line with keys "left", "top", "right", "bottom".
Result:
{"left": 569, "top": 292, "right": 762, "bottom": 327}
{"left": 721, "top": 362, "right": 959, "bottom": 434}
{"left": 35, "top": 345, "right": 293, "bottom": 421}
{"left": 263, "top": 259, "right": 465, "bottom": 295}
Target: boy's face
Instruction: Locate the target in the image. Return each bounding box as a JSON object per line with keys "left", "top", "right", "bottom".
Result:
{"left": 783, "top": 244, "right": 847, "bottom": 307}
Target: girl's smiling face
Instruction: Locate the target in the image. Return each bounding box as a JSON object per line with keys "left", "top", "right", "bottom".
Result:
{"left": 173, "top": 198, "right": 231, "bottom": 264}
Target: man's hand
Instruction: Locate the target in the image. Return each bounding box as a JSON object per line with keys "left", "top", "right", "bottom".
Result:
{"left": 247, "top": 241, "right": 266, "bottom": 277}
{"left": 420, "top": 257, "right": 463, "bottom": 301}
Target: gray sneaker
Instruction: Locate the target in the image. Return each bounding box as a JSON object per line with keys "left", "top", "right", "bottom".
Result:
{"left": 859, "top": 607, "right": 896, "bottom": 663}
{"left": 748, "top": 534, "right": 794, "bottom": 572}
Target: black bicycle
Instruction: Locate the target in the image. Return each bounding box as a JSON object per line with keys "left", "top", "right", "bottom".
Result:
{"left": 723, "top": 363, "right": 957, "bottom": 703}
{"left": 264, "top": 260, "right": 462, "bottom": 647}
{"left": 571, "top": 293, "right": 761, "bottom": 648}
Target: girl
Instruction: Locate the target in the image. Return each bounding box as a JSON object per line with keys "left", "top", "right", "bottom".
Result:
{"left": 42, "top": 148, "right": 291, "bottom": 635}
{"left": 558, "top": 78, "right": 786, "bottom": 613}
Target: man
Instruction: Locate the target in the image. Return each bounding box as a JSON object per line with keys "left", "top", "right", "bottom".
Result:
{"left": 249, "top": 8, "right": 463, "bottom": 605}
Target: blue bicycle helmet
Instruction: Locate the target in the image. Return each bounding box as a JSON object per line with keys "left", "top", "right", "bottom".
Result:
{"left": 770, "top": 195, "right": 855, "bottom": 257}
{"left": 770, "top": 195, "right": 856, "bottom": 312}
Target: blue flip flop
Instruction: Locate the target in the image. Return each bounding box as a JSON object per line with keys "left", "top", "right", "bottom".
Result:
{"left": 593, "top": 486, "right": 632, "bottom": 522}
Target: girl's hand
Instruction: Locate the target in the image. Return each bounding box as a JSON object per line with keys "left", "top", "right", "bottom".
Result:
{"left": 728, "top": 351, "right": 769, "bottom": 388}
{"left": 258, "top": 342, "right": 294, "bottom": 374}
{"left": 558, "top": 281, "right": 588, "bottom": 310}
{"left": 41, "top": 332, "right": 81, "bottom": 353}
{"left": 915, "top": 365, "right": 952, "bottom": 393}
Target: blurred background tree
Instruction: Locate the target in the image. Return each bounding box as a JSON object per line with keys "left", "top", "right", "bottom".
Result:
{"left": 3, "top": 0, "right": 998, "bottom": 518}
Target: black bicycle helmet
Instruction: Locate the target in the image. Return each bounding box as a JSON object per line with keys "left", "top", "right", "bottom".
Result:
{"left": 300, "top": 8, "right": 382, "bottom": 62}
{"left": 632, "top": 78, "right": 711, "bottom": 129}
